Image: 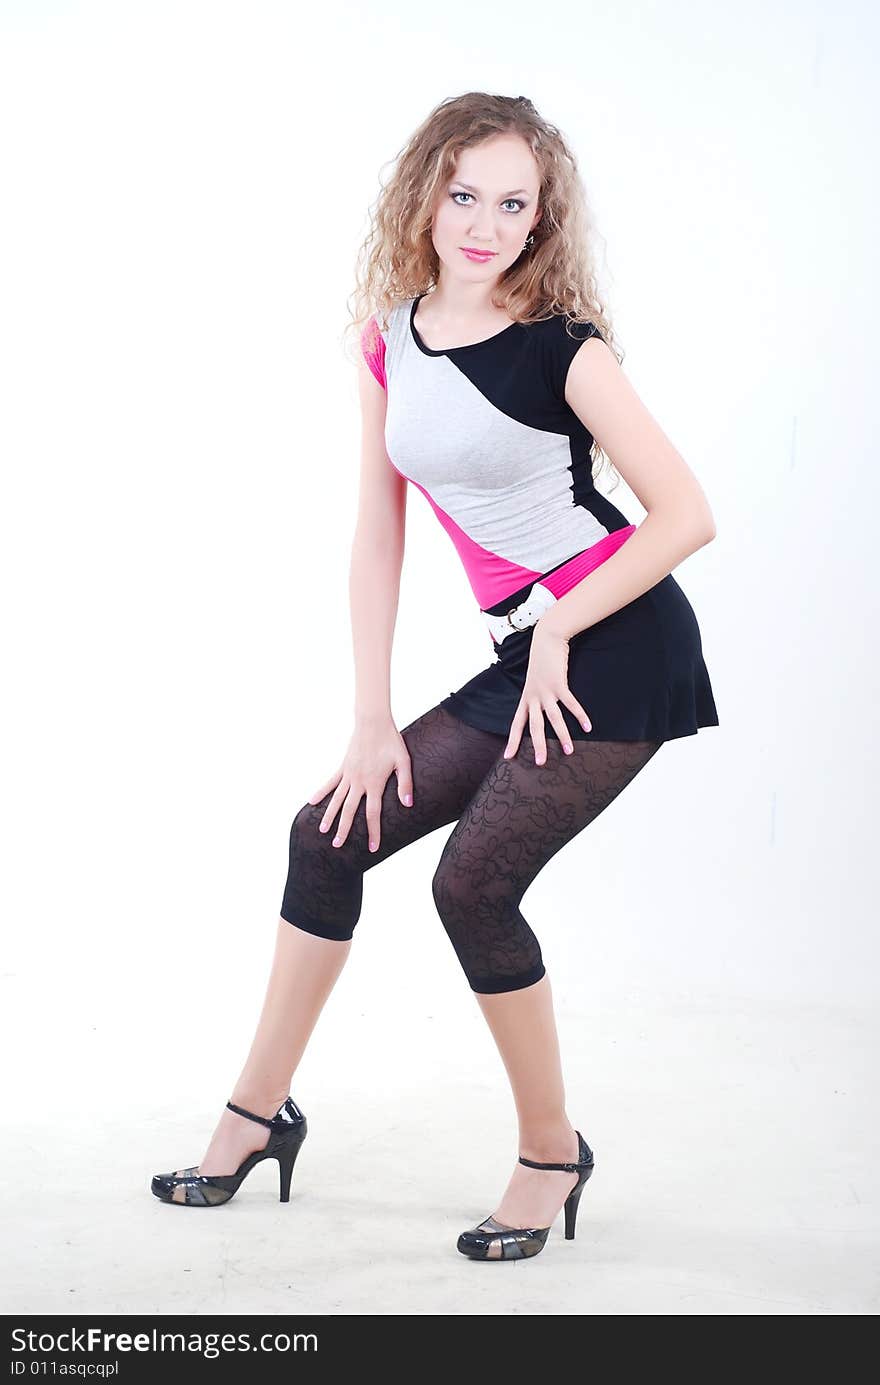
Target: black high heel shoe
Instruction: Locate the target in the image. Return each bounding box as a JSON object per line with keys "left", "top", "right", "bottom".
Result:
{"left": 456, "top": 1130, "right": 594, "bottom": 1260}
{"left": 150, "top": 1096, "right": 307, "bottom": 1207}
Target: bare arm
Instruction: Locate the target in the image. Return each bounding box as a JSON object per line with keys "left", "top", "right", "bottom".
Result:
{"left": 304, "top": 350, "right": 413, "bottom": 849}
{"left": 538, "top": 337, "right": 716, "bottom": 642}
{"left": 349, "top": 351, "right": 407, "bottom": 725}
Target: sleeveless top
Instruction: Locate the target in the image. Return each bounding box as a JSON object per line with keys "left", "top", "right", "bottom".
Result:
{"left": 360, "top": 293, "right": 635, "bottom": 618}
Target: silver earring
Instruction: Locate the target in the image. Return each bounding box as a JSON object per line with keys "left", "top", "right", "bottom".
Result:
{"left": 523, "top": 233, "right": 535, "bottom": 251}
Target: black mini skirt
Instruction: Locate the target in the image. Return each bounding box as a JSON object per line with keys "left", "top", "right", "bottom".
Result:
{"left": 439, "top": 573, "right": 720, "bottom": 744}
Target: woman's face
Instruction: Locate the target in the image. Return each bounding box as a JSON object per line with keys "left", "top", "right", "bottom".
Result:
{"left": 430, "top": 133, "right": 543, "bottom": 287}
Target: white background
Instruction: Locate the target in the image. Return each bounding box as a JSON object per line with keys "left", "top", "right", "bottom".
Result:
{"left": 2, "top": 0, "right": 877, "bottom": 1316}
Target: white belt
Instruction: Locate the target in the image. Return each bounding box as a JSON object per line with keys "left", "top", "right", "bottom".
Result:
{"left": 481, "top": 581, "right": 558, "bottom": 645}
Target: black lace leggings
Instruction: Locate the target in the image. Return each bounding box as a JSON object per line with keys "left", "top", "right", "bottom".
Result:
{"left": 280, "top": 703, "right": 663, "bottom": 994}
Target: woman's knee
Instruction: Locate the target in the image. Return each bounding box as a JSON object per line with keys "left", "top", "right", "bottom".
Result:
{"left": 431, "top": 850, "right": 546, "bottom": 993}
{"left": 430, "top": 852, "right": 478, "bottom": 931}
{"left": 431, "top": 850, "right": 524, "bottom": 951}
{"left": 279, "top": 800, "right": 365, "bottom": 943}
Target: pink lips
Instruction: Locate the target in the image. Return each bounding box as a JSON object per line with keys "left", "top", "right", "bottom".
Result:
{"left": 460, "top": 247, "right": 496, "bottom": 262}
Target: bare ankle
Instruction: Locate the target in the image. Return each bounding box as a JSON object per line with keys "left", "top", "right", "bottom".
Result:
{"left": 518, "top": 1116, "right": 578, "bottom": 1162}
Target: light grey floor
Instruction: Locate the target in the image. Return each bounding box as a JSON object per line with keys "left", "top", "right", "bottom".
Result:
{"left": 5, "top": 996, "right": 877, "bottom": 1315}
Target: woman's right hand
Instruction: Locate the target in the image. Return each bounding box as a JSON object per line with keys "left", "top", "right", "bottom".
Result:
{"left": 306, "top": 716, "right": 414, "bottom": 854}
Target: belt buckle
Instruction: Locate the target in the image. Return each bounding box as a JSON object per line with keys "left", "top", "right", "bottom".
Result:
{"left": 506, "top": 601, "right": 527, "bottom": 632}
{"left": 500, "top": 589, "right": 533, "bottom": 639}
{"left": 484, "top": 585, "right": 536, "bottom": 646}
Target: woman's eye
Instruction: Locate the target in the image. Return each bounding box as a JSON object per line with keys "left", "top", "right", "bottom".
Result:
{"left": 450, "top": 192, "right": 525, "bottom": 212}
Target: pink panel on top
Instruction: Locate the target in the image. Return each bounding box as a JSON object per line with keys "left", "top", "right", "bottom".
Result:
{"left": 541, "top": 525, "right": 637, "bottom": 599}
{"left": 360, "top": 314, "right": 386, "bottom": 390}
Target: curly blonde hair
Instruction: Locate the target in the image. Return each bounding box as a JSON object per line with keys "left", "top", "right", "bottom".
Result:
{"left": 346, "top": 90, "right": 623, "bottom": 489}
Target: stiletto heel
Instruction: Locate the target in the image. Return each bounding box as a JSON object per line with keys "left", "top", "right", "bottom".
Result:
{"left": 277, "top": 1140, "right": 303, "bottom": 1203}
{"left": 151, "top": 1096, "right": 307, "bottom": 1207}
{"left": 457, "top": 1130, "right": 594, "bottom": 1261}
{"left": 563, "top": 1172, "right": 588, "bottom": 1239}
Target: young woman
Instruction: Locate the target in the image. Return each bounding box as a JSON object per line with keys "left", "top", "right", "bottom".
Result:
{"left": 151, "top": 92, "right": 719, "bottom": 1262}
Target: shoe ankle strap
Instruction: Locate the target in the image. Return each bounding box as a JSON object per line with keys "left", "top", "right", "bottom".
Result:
{"left": 518, "top": 1155, "right": 586, "bottom": 1172}
{"left": 226, "top": 1100, "right": 277, "bottom": 1128}
{"left": 226, "top": 1095, "right": 305, "bottom": 1127}
{"left": 518, "top": 1131, "right": 592, "bottom": 1173}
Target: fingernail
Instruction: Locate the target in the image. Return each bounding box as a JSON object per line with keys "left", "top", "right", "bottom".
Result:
{"left": 503, "top": 750, "right": 511, "bottom": 758}
{"left": 319, "top": 822, "right": 327, "bottom": 832}
{"left": 582, "top": 721, "right": 590, "bottom": 731}
{"left": 369, "top": 840, "right": 377, "bottom": 851}
{"left": 564, "top": 743, "right": 573, "bottom": 753}
{"left": 332, "top": 836, "right": 341, "bottom": 847}
{"left": 404, "top": 793, "right": 412, "bottom": 806}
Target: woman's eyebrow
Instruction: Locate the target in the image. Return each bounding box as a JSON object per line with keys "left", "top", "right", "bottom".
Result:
{"left": 451, "top": 182, "right": 531, "bottom": 197}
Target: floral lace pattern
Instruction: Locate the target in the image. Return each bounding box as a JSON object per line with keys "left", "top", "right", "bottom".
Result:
{"left": 281, "top": 704, "right": 661, "bottom": 992}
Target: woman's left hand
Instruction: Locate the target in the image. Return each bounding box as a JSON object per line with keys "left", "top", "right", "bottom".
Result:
{"left": 503, "top": 623, "right": 592, "bottom": 764}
